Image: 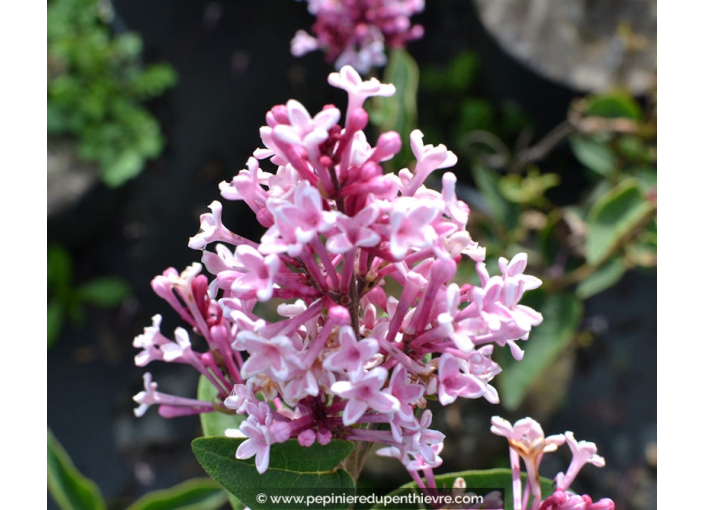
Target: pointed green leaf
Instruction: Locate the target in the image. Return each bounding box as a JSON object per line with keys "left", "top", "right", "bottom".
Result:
{"left": 48, "top": 299, "right": 65, "bottom": 349}
{"left": 101, "top": 150, "right": 144, "bottom": 187}
{"left": 48, "top": 428, "right": 106, "bottom": 510}
{"left": 576, "top": 258, "right": 626, "bottom": 300}
{"left": 498, "top": 171, "right": 560, "bottom": 205}
{"left": 48, "top": 244, "right": 74, "bottom": 294}
{"left": 497, "top": 293, "right": 583, "bottom": 411}
{"left": 191, "top": 437, "right": 355, "bottom": 510}
{"left": 585, "top": 179, "right": 656, "bottom": 265}
{"left": 371, "top": 468, "right": 553, "bottom": 510}
{"left": 470, "top": 164, "right": 519, "bottom": 233}
{"left": 76, "top": 277, "right": 131, "bottom": 307}
{"left": 585, "top": 92, "right": 643, "bottom": 120}
{"left": 370, "top": 48, "right": 418, "bottom": 167}
{"left": 126, "top": 478, "right": 229, "bottom": 510}
{"left": 569, "top": 135, "right": 617, "bottom": 176}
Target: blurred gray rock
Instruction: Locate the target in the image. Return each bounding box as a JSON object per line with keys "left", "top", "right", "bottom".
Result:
{"left": 473, "top": 0, "right": 656, "bottom": 93}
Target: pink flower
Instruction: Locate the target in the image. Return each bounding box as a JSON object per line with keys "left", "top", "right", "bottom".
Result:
{"left": 133, "top": 315, "right": 166, "bottom": 366}
{"left": 328, "top": 65, "right": 396, "bottom": 115}
{"left": 236, "top": 331, "right": 303, "bottom": 381}
{"left": 323, "top": 325, "right": 379, "bottom": 378}
{"left": 236, "top": 405, "right": 291, "bottom": 474}
{"left": 490, "top": 416, "right": 565, "bottom": 461}
{"left": 409, "top": 410, "right": 445, "bottom": 466}
{"left": 325, "top": 204, "right": 381, "bottom": 254}
{"left": 331, "top": 367, "right": 400, "bottom": 425}
{"left": 132, "top": 373, "right": 213, "bottom": 418}
{"left": 387, "top": 199, "right": 441, "bottom": 259}
{"left": 385, "top": 365, "right": 423, "bottom": 423}
{"left": 229, "top": 245, "right": 280, "bottom": 302}
{"left": 272, "top": 100, "right": 340, "bottom": 159}
{"left": 435, "top": 353, "right": 485, "bottom": 405}
{"left": 290, "top": 30, "right": 319, "bottom": 56}
{"left": 188, "top": 201, "right": 225, "bottom": 249}
{"left": 539, "top": 489, "right": 614, "bottom": 510}
{"left": 403, "top": 129, "right": 458, "bottom": 196}
{"left": 555, "top": 432, "right": 606, "bottom": 491}
{"left": 261, "top": 182, "right": 336, "bottom": 256}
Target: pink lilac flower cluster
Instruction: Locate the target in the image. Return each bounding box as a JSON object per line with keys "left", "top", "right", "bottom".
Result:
{"left": 491, "top": 416, "right": 615, "bottom": 510}
{"left": 291, "top": 0, "right": 425, "bottom": 73}
{"left": 132, "top": 65, "right": 544, "bottom": 478}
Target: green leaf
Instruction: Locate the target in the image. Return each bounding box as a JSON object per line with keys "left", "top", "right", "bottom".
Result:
{"left": 48, "top": 299, "right": 65, "bottom": 349}
{"left": 585, "top": 179, "right": 656, "bottom": 265}
{"left": 470, "top": 164, "right": 519, "bottom": 233}
{"left": 191, "top": 437, "right": 355, "bottom": 510}
{"left": 114, "top": 33, "right": 144, "bottom": 58}
{"left": 198, "top": 375, "right": 246, "bottom": 437}
{"left": 48, "top": 428, "right": 106, "bottom": 510}
{"left": 576, "top": 258, "right": 626, "bottom": 300}
{"left": 498, "top": 171, "right": 560, "bottom": 205}
{"left": 585, "top": 92, "right": 643, "bottom": 120}
{"left": 497, "top": 293, "right": 583, "bottom": 411}
{"left": 455, "top": 97, "right": 495, "bottom": 134}
{"left": 48, "top": 245, "right": 74, "bottom": 294}
{"left": 370, "top": 48, "right": 418, "bottom": 166}
{"left": 131, "top": 64, "right": 178, "bottom": 99}
{"left": 126, "top": 478, "right": 229, "bottom": 510}
{"left": 616, "top": 135, "right": 652, "bottom": 163}
{"left": 100, "top": 149, "right": 144, "bottom": 187}
{"left": 76, "top": 277, "right": 131, "bottom": 307}
{"left": 569, "top": 135, "right": 617, "bottom": 176}
{"left": 629, "top": 164, "right": 657, "bottom": 193}
{"left": 371, "top": 468, "right": 553, "bottom": 510}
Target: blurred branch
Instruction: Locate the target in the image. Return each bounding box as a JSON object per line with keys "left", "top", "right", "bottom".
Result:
{"left": 462, "top": 96, "right": 650, "bottom": 174}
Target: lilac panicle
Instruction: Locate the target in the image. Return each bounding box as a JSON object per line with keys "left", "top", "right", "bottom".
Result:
{"left": 131, "top": 65, "right": 544, "bottom": 475}
{"left": 291, "top": 0, "right": 425, "bottom": 73}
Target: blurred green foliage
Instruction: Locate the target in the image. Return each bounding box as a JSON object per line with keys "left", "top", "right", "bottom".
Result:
{"left": 48, "top": 428, "right": 229, "bottom": 510}
{"left": 418, "top": 50, "right": 532, "bottom": 149}
{"left": 47, "top": 245, "right": 132, "bottom": 348}
{"left": 47, "top": 0, "right": 177, "bottom": 187}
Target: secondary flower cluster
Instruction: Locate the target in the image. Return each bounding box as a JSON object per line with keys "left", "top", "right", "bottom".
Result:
{"left": 291, "top": 0, "right": 425, "bottom": 73}
{"left": 132, "top": 66, "right": 544, "bottom": 476}
{"left": 491, "top": 416, "right": 615, "bottom": 510}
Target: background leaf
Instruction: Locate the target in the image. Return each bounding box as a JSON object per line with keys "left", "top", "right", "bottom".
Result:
{"left": 497, "top": 293, "right": 583, "bottom": 411}
{"left": 370, "top": 48, "right": 418, "bottom": 167}
{"left": 48, "top": 244, "right": 74, "bottom": 295}
{"left": 470, "top": 164, "right": 519, "bottom": 235}
{"left": 48, "top": 428, "right": 106, "bottom": 510}
{"left": 585, "top": 92, "right": 643, "bottom": 120}
{"left": 585, "top": 179, "right": 656, "bottom": 265}
{"left": 47, "top": 299, "right": 65, "bottom": 349}
{"left": 569, "top": 135, "right": 616, "bottom": 177}
{"left": 126, "top": 478, "right": 229, "bottom": 510}
{"left": 192, "top": 437, "right": 355, "bottom": 510}
{"left": 576, "top": 258, "right": 626, "bottom": 300}
{"left": 76, "top": 276, "right": 131, "bottom": 307}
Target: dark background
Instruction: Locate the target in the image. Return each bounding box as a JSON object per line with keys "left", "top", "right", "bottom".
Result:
{"left": 47, "top": 1, "right": 656, "bottom": 508}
